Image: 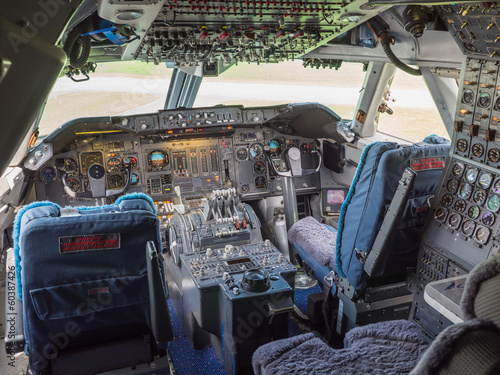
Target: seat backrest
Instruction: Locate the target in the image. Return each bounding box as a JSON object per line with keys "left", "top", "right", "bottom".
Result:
{"left": 335, "top": 140, "right": 450, "bottom": 291}
{"left": 15, "top": 193, "right": 164, "bottom": 375}
{"left": 410, "top": 253, "right": 500, "bottom": 375}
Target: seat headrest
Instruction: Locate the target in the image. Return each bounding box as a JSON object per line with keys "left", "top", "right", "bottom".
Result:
{"left": 461, "top": 253, "right": 500, "bottom": 327}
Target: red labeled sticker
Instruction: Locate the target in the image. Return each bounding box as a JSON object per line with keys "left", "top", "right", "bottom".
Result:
{"left": 59, "top": 233, "right": 120, "bottom": 254}
{"left": 410, "top": 156, "right": 445, "bottom": 171}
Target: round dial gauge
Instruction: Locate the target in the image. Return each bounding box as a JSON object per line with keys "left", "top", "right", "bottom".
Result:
{"left": 66, "top": 177, "right": 80, "bottom": 192}
{"left": 268, "top": 139, "right": 283, "bottom": 154}
{"left": 65, "top": 158, "right": 78, "bottom": 173}
{"left": 108, "top": 174, "right": 124, "bottom": 189}
{"left": 495, "top": 97, "right": 500, "bottom": 112}
{"left": 441, "top": 194, "right": 453, "bottom": 207}
{"left": 107, "top": 157, "right": 122, "bottom": 172}
{"left": 255, "top": 176, "right": 267, "bottom": 189}
{"left": 456, "top": 139, "right": 468, "bottom": 153}
{"left": 236, "top": 148, "right": 248, "bottom": 160}
{"left": 458, "top": 183, "right": 473, "bottom": 199}
{"left": 434, "top": 207, "right": 447, "bottom": 223}
{"left": 464, "top": 42, "right": 477, "bottom": 52}
{"left": 454, "top": 199, "right": 466, "bottom": 213}
{"left": 148, "top": 151, "right": 168, "bottom": 169}
{"left": 123, "top": 157, "right": 137, "bottom": 169}
{"left": 493, "top": 179, "right": 500, "bottom": 194}
{"left": 447, "top": 213, "right": 461, "bottom": 229}
{"left": 462, "top": 220, "right": 475, "bottom": 237}
{"left": 487, "top": 195, "right": 500, "bottom": 212}
{"left": 300, "top": 143, "right": 311, "bottom": 153}
{"left": 249, "top": 143, "right": 264, "bottom": 159}
{"left": 468, "top": 205, "right": 480, "bottom": 219}
{"left": 473, "top": 189, "right": 486, "bottom": 205}
{"left": 131, "top": 173, "right": 140, "bottom": 186}
{"left": 254, "top": 161, "right": 267, "bottom": 174}
{"left": 40, "top": 166, "right": 56, "bottom": 182}
{"left": 475, "top": 226, "right": 490, "bottom": 244}
{"left": 465, "top": 167, "right": 479, "bottom": 183}
{"left": 489, "top": 148, "right": 500, "bottom": 163}
{"left": 241, "top": 184, "right": 250, "bottom": 193}
{"left": 440, "top": 4, "right": 453, "bottom": 13}
{"left": 481, "top": 211, "right": 495, "bottom": 227}
{"left": 462, "top": 89, "right": 474, "bottom": 104}
{"left": 447, "top": 179, "right": 459, "bottom": 193}
{"left": 472, "top": 143, "right": 484, "bottom": 158}
{"left": 478, "top": 172, "right": 493, "bottom": 189}
{"left": 452, "top": 162, "right": 465, "bottom": 177}
{"left": 478, "top": 92, "right": 491, "bottom": 108}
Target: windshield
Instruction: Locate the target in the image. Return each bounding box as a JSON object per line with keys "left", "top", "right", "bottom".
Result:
{"left": 38, "top": 61, "right": 366, "bottom": 136}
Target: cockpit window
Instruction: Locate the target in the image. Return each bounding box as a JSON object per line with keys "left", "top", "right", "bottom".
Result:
{"left": 38, "top": 62, "right": 173, "bottom": 136}
{"left": 38, "top": 61, "right": 365, "bottom": 136}
{"left": 195, "top": 61, "right": 365, "bottom": 120}
{"left": 377, "top": 71, "right": 450, "bottom": 142}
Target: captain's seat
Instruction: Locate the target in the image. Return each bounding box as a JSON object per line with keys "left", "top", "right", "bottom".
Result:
{"left": 6, "top": 193, "right": 173, "bottom": 375}
{"left": 289, "top": 137, "right": 450, "bottom": 337}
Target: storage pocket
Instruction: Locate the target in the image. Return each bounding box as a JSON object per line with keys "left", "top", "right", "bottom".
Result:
{"left": 30, "top": 274, "right": 149, "bottom": 321}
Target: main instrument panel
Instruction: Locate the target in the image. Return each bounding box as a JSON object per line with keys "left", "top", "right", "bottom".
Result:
{"left": 30, "top": 105, "right": 321, "bottom": 216}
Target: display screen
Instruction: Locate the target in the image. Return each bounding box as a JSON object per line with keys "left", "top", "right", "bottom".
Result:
{"left": 172, "top": 151, "right": 187, "bottom": 173}
{"left": 225, "top": 257, "right": 252, "bottom": 265}
{"left": 326, "top": 189, "right": 345, "bottom": 204}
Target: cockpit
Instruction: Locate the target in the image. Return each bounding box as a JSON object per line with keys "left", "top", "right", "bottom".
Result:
{"left": 2, "top": 1, "right": 500, "bottom": 374}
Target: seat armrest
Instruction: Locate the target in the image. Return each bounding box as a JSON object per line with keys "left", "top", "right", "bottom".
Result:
{"left": 146, "top": 241, "right": 173, "bottom": 349}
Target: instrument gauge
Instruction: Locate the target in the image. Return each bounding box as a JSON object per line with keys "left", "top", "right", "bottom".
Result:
{"left": 481, "top": 211, "right": 495, "bottom": 227}
{"left": 268, "top": 139, "right": 283, "bottom": 154}
{"left": 148, "top": 150, "right": 168, "bottom": 169}
{"left": 128, "top": 157, "right": 138, "bottom": 169}
{"left": 107, "top": 157, "right": 122, "bottom": 172}
{"left": 446, "top": 179, "right": 459, "bottom": 193}
{"left": 493, "top": 179, "right": 500, "bottom": 194}
{"left": 468, "top": 205, "right": 480, "bottom": 219}
{"left": 462, "top": 220, "right": 475, "bottom": 237}
{"left": 462, "top": 89, "right": 474, "bottom": 104}
{"left": 488, "top": 148, "right": 500, "bottom": 163}
{"left": 495, "top": 97, "right": 500, "bottom": 112}
{"left": 452, "top": 162, "right": 465, "bottom": 177}
{"left": 465, "top": 167, "right": 479, "bottom": 183}
{"left": 40, "top": 166, "right": 56, "bottom": 182}
{"left": 131, "top": 173, "right": 140, "bottom": 186}
{"left": 478, "top": 92, "right": 491, "bottom": 108}
{"left": 454, "top": 199, "right": 466, "bottom": 213}
{"left": 300, "top": 143, "right": 311, "bottom": 153}
{"left": 441, "top": 194, "right": 453, "bottom": 207}
{"left": 473, "top": 189, "right": 486, "bottom": 205}
{"left": 65, "top": 158, "right": 78, "bottom": 173}
{"left": 475, "top": 226, "right": 490, "bottom": 244}
{"left": 440, "top": 4, "right": 452, "bottom": 13}
{"left": 471, "top": 143, "right": 484, "bottom": 158}
{"left": 434, "top": 207, "right": 447, "bottom": 223}
{"left": 254, "top": 161, "right": 266, "bottom": 174}
{"left": 456, "top": 139, "right": 468, "bottom": 153}
{"left": 458, "top": 183, "right": 472, "bottom": 199}
{"left": 487, "top": 195, "right": 500, "bottom": 212}
{"left": 81, "top": 152, "right": 103, "bottom": 173}
{"left": 241, "top": 184, "right": 250, "bottom": 193}
{"left": 249, "top": 143, "right": 264, "bottom": 159}
{"left": 447, "top": 213, "right": 461, "bottom": 229}
{"left": 236, "top": 148, "right": 248, "bottom": 160}
{"left": 108, "top": 174, "right": 124, "bottom": 189}
{"left": 66, "top": 176, "right": 80, "bottom": 192}
{"left": 255, "top": 176, "right": 267, "bottom": 189}
{"left": 478, "top": 172, "right": 493, "bottom": 189}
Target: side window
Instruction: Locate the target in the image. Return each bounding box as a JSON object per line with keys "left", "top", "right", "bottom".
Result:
{"left": 377, "top": 71, "right": 450, "bottom": 142}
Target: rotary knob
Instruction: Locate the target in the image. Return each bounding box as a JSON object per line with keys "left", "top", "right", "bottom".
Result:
{"left": 241, "top": 269, "right": 270, "bottom": 293}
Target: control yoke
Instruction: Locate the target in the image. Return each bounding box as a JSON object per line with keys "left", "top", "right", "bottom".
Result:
{"left": 62, "top": 162, "right": 132, "bottom": 199}
{"left": 266, "top": 146, "right": 321, "bottom": 178}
